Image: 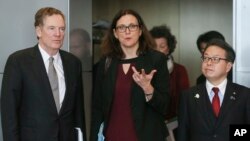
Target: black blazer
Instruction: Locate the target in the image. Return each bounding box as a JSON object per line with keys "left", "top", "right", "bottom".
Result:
{"left": 177, "top": 81, "right": 250, "bottom": 141}
{"left": 1, "top": 45, "right": 86, "bottom": 141}
{"left": 90, "top": 49, "right": 170, "bottom": 141}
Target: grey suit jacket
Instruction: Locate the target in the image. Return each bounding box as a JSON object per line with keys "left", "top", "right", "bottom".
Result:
{"left": 1, "top": 45, "right": 86, "bottom": 141}
{"left": 177, "top": 81, "right": 250, "bottom": 141}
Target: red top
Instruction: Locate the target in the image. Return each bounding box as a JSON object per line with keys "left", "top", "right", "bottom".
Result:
{"left": 105, "top": 60, "right": 138, "bottom": 141}
{"left": 166, "top": 63, "right": 190, "bottom": 120}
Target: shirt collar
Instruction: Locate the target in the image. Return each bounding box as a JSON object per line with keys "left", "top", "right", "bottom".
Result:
{"left": 38, "top": 44, "right": 60, "bottom": 63}
{"left": 206, "top": 78, "right": 227, "bottom": 96}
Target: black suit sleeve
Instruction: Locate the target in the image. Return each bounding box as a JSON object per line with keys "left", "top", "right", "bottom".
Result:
{"left": 177, "top": 90, "right": 189, "bottom": 141}
{"left": 147, "top": 53, "right": 170, "bottom": 116}
{"left": 74, "top": 60, "right": 86, "bottom": 141}
{"left": 1, "top": 54, "right": 22, "bottom": 141}
{"left": 90, "top": 58, "right": 105, "bottom": 141}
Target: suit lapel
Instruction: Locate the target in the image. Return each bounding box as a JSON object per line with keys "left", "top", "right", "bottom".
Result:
{"left": 216, "top": 82, "right": 237, "bottom": 126}
{"left": 196, "top": 84, "right": 217, "bottom": 127}
{"left": 131, "top": 54, "right": 146, "bottom": 108}
{"left": 31, "top": 45, "right": 58, "bottom": 113}
{"left": 105, "top": 58, "right": 119, "bottom": 107}
{"left": 197, "top": 82, "right": 238, "bottom": 128}
{"left": 58, "top": 51, "right": 76, "bottom": 115}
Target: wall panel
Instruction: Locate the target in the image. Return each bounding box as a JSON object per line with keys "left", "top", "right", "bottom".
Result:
{"left": 234, "top": 0, "right": 250, "bottom": 87}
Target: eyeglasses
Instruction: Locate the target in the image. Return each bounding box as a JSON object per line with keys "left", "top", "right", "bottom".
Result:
{"left": 115, "top": 24, "right": 139, "bottom": 33}
{"left": 201, "top": 56, "right": 229, "bottom": 64}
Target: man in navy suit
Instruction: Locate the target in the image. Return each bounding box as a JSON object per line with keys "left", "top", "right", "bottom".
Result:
{"left": 1, "top": 7, "right": 86, "bottom": 141}
{"left": 177, "top": 39, "right": 250, "bottom": 141}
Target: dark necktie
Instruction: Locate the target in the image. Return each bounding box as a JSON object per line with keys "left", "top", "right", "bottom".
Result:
{"left": 212, "top": 87, "right": 220, "bottom": 117}
{"left": 48, "top": 57, "right": 60, "bottom": 113}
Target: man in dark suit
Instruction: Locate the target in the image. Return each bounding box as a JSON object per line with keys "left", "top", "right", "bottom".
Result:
{"left": 1, "top": 7, "right": 86, "bottom": 141}
{"left": 177, "top": 39, "right": 250, "bottom": 141}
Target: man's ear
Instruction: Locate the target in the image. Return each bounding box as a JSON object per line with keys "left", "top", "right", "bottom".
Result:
{"left": 226, "top": 62, "right": 233, "bottom": 73}
{"left": 35, "top": 26, "right": 42, "bottom": 38}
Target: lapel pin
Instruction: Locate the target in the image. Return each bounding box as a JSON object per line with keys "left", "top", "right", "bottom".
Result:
{"left": 233, "top": 92, "right": 236, "bottom": 95}
{"left": 230, "top": 96, "right": 236, "bottom": 100}
{"left": 195, "top": 94, "right": 200, "bottom": 99}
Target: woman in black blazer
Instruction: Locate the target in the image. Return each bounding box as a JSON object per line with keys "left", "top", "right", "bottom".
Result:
{"left": 90, "top": 9, "right": 170, "bottom": 141}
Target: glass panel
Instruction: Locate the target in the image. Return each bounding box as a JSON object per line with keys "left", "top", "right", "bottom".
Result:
{"left": 69, "top": 1, "right": 92, "bottom": 140}
{"left": 70, "top": 0, "right": 92, "bottom": 72}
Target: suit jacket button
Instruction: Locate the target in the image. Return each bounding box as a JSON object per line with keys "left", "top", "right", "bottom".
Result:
{"left": 213, "top": 134, "right": 217, "bottom": 138}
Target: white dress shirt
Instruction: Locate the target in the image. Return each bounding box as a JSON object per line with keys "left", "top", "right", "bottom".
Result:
{"left": 206, "top": 78, "right": 227, "bottom": 106}
{"left": 38, "top": 45, "right": 66, "bottom": 108}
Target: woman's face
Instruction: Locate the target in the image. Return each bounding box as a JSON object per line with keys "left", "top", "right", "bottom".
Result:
{"left": 154, "top": 37, "right": 169, "bottom": 55}
{"left": 113, "top": 14, "right": 142, "bottom": 49}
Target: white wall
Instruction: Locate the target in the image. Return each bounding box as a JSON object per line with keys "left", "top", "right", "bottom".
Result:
{"left": 233, "top": 0, "right": 250, "bottom": 87}
{"left": 0, "top": 74, "right": 2, "bottom": 139}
